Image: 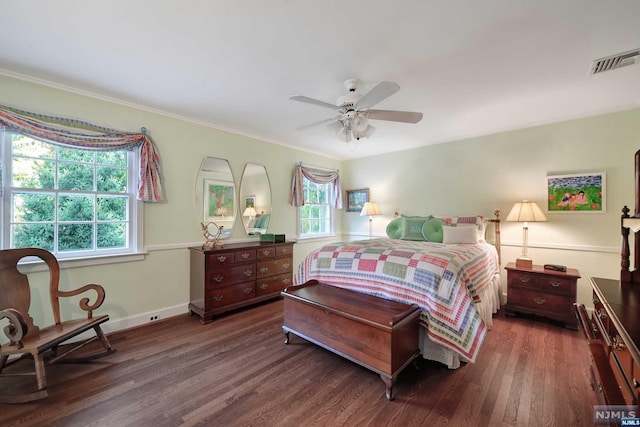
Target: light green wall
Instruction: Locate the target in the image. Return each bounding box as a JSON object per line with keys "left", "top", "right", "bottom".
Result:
{"left": 341, "top": 108, "right": 640, "bottom": 306}
{"left": 3, "top": 72, "right": 639, "bottom": 327}
{"left": 0, "top": 74, "right": 343, "bottom": 327}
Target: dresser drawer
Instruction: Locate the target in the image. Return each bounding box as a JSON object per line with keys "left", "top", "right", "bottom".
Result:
{"left": 207, "top": 251, "right": 235, "bottom": 266}
{"left": 508, "top": 271, "right": 540, "bottom": 290}
{"left": 276, "top": 244, "right": 293, "bottom": 257}
{"left": 508, "top": 287, "right": 572, "bottom": 313}
{"left": 540, "top": 275, "right": 574, "bottom": 296}
{"left": 207, "top": 264, "right": 255, "bottom": 287}
{"left": 256, "top": 273, "right": 292, "bottom": 296}
{"left": 257, "top": 258, "right": 293, "bottom": 278}
{"left": 208, "top": 281, "right": 256, "bottom": 307}
{"left": 257, "top": 246, "right": 276, "bottom": 259}
{"left": 234, "top": 248, "right": 256, "bottom": 262}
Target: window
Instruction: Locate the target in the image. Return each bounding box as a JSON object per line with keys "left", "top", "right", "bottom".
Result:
{"left": 298, "top": 176, "right": 333, "bottom": 238}
{"left": 1, "top": 129, "right": 141, "bottom": 259}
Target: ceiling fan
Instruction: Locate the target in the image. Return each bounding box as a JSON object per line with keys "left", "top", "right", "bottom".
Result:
{"left": 290, "top": 79, "right": 423, "bottom": 143}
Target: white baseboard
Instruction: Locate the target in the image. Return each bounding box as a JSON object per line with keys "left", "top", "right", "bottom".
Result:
{"left": 68, "top": 303, "right": 190, "bottom": 343}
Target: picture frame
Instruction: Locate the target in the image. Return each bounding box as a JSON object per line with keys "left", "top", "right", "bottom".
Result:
{"left": 546, "top": 172, "right": 605, "bottom": 213}
{"left": 204, "top": 180, "right": 235, "bottom": 220}
{"left": 345, "top": 188, "right": 369, "bottom": 212}
{"left": 245, "top": 196, "right": 256, "bottom": 209}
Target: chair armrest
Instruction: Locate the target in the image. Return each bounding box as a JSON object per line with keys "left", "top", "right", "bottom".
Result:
{"left": 0, "top": 308, "right": 29, "bottom": 349}
{"left": 56, "top": 284, "right": 106, "bottom": 318}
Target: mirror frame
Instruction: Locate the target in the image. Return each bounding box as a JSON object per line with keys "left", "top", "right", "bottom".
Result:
{"left": 195, "top": 157, "right": 236, "bottom": 241}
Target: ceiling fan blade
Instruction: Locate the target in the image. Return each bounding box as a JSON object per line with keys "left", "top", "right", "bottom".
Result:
{"left": 356, "top": 81, "right": 400, "bottom": 109}
{"left": 298, "top": 116, "right": 340, "bottom": 130}
{"left": 367, "top": 109, "right": 423, "bottom": 123}
{"left": 290, "top": 95, "right": 342, "bottom": 110}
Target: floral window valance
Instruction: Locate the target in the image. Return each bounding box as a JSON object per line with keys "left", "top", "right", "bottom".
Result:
{"left": 0, "top": 104, "right": 163, "bottom": 202}
{"left": 290, "top": 162, "right": 342, "bottom": 209}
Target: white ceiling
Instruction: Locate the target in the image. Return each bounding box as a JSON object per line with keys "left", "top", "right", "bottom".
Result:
{"left": 1, "top": 1, "right": 639, "bottom": 160}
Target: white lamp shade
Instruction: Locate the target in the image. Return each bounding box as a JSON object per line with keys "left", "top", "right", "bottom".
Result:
{"left": 243, "top": 207, "right": 257, "bottom": 217}
{"left": 360, "top": 202, "right": 382, "bottom": 216}
{"left": 506, "top": 201, "right": 547, "bottom": 222}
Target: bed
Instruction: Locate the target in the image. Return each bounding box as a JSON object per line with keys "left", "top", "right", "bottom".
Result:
{"left": 294, "top": 213, "right": 501, "bottom": 369}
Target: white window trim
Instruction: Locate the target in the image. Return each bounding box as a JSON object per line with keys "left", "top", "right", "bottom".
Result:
{"left": 296, "top": 178, "right": 335, "bottom": 240}
{"left": 0, "top": 128, "right": 145, "bottom": 265}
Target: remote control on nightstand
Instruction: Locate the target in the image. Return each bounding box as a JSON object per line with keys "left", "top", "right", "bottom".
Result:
{"left": 544, "top": 264, "right": 567, "bottom": 272}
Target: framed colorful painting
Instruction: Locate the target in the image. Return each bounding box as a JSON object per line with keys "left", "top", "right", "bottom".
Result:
{"left": 204, "top": 180, "right": 235, "bottom": 220}
{"left": 345, "top": 188, "right": 369, "bottom": 212}
{"left": 547, "top": 172, "right": 605, "bottom": 213}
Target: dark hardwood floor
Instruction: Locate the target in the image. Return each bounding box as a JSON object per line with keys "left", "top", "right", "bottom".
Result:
{"left": 0, "top": 299, "right": 596, "bottom": 426}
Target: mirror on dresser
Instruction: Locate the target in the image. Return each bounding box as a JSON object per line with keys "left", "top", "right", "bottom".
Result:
{"left": 239, "top": 163, "right": 272, "bottom": 236}
{"left": 195, "top": 157, "right": 236, "bottom": 240}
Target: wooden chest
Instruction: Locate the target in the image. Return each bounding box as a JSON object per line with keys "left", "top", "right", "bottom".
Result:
{"left": 189, "top": 241, "right": 294, "bottom": 323}
{"left": 281, "top": 280, "right": 421, "bottom": 400}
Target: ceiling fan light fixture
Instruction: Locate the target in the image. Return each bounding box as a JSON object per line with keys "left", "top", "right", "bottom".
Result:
{"left": 352, "top": 114, "right": 368, "bottom": 133}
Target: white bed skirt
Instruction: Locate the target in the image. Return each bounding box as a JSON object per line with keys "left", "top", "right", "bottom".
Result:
{"left": 419, "top": 272, "right": 501, "bottom": 369}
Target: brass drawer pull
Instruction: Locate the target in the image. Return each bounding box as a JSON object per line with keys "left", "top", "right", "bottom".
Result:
{"left": 550, "top": 281, "right": 561, "bottom": 287}
{"left": 243, "top": 287, "right": 252, "bottom": 294}
{"left": 260, "top": 267, "right": 269, "bottom": 273}
{"left": 213, "top": 294, "right": 223, "bottom": 302}
{"left": 214, "top": 275, "right": 224, "bottom": 283}
{"left": 281, "top": 248, "right": 288, "bottom": 253}
{"left": 217, "top": 256, "right": 226, "bottom": 262}
{"left": 519, "top": 277, "right": 531, "bottom": 283}
{"left": 262, "top": 250, "right": 271, "bottom": 256}
{"left": 283, "top": 263, "right": 291, "bottom": 269}
{"left": 241, "top": 253, "right": 250, "bottom": 259}
{"left": 260, "top": 283, "right": 269, "bottom": 290}
{"left": 613, "top": 335, "right": 626, "bottom": 350}
{"left": 244, "top": 270, "right": 253, "bottom": 277}
{"left": 283, "top": 278, "right": 290, "bottom": 284}
{"left": 532, "top": 297, "right": 546, "bottom": 305}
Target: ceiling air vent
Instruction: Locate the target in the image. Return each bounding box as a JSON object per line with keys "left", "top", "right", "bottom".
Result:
{"left": 591, "top": 48, "right": 640, "bottom": 75}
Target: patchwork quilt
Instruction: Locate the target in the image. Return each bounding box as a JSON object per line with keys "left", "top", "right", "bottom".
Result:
{"left": 294, "top": 238, "right": 500, "bottom": 362}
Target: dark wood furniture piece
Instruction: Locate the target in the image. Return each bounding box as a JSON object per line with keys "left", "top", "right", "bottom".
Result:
{"left": 0, "top": 248, "right": 114, "bottom": 403}
{"left": 573, "top": 148, "right": 640, "bottom": 417}
{"left": 189, "top": 241, "right": 294, "bottom": 323}
{"left": 576, "top": 278, "right": 639, "bottom": 407}
{"left": 504, "top": 262, "right": 580, "bottom": 329}
{"left": 281, "top": 280, "right": 421, "bottom": 400}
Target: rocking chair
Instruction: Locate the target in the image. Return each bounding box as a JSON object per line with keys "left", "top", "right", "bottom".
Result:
{"left": 0, "top": 248, "right": 115, "bottom": 403}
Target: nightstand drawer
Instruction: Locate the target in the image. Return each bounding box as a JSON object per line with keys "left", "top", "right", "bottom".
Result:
{"left": 540, "top": 275, "right": 574, "bottom": 296}
{"left": 508, "top": 271, "right": 540, "bottom": 290}
{"left": 508, "top": 288, "right": 573, "bottom": 314}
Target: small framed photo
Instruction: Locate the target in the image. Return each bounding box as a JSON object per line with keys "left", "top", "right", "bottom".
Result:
{"left": 245, "top": 196, "right": 256, "bottom": 209}
{"left": 547, "top": 172, "right": 605, "bottom": 213}
{"left": 346, "top": 188, "right": 369, "bottom": 212}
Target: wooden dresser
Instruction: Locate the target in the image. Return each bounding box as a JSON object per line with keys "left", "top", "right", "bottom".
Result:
{"left": 504, "top": 262, "right": 580, "bottom": 329}
{"left": 189, "top": 241, "right": 294, "bottom": 323}
{"left": 576, "top": 278, "right": 640, "bottom": 406}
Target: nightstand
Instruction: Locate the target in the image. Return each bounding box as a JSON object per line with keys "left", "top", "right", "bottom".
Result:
{"left": 504, "top": 262, "right": 580, "bottom": 329}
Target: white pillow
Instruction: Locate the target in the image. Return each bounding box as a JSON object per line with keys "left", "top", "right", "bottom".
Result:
{"left": 442, "top": 225, "right": 479, "bottom": 244}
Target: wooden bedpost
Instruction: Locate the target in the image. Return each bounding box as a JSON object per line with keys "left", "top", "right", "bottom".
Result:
{"left": 489, "top": 210, "right": 502, "bottom": 267}
{"left": 621, "top": 205, "right": 631, "bottom": 283}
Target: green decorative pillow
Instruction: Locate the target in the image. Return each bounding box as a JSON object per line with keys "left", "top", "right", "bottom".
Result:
{"left": 385, "top": 217, "right": 404, "bottom": 239}
{"left": 422, "top": 217, "right": 446, "bottom": 243}
{"left": 400, "top": 217, "right": 430, "bottom": 241}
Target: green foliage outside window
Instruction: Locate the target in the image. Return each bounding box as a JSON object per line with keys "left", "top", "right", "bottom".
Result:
{"left": 8, "top": 134, "right": 130, "bottom": 253}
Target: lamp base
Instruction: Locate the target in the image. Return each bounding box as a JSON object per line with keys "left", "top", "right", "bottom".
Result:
{"left": 515, "top": 257, "right": 533, "bottom": 269}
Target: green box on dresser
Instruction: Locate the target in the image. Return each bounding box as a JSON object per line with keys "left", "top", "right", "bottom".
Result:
{"left": 189, "top": 241, "right": 294, "bottom": 324}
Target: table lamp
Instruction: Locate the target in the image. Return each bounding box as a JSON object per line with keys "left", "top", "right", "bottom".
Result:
{"left": 360, "top": 202, "right": 382, "bottom": 239}
{"left": 506, "top": 200, "right": 547, "bottom": 268}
